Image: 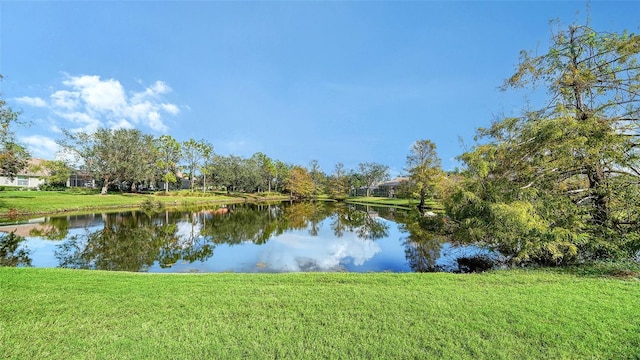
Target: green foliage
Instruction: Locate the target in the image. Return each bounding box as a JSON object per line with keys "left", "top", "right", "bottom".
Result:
{"left": 357, "top": 162, "right": 390, "bottom": 197}
{"left": 140, "top": 198, "right": 164, "bottom": 212}
{"left": 447, "top": 23, "right": 640, "bottom": 265}
{"left": 59, "top": 128, "right": 156, "bottom": 194}
{"left": 0, "top": 75, "right": 30, "bottom": 181}
{"left": 327, "top": 162, "right": 349, "bottom": 200}
{"left": 251, "top": 152, "right": 276, "bottom": 192}
{"left": 308, "top": 159, "right": 326, "bottom": 195}
{"left": 33, "top": 160, "right": 71, "bottom": 188}
{"left": 285, "top": 166, "right": 315, "bottom": 199}
{"left": 209, "top": 154, "right": 264, "bottom": 193}
{"left": 405, "top": 139, "right": 443, "bottom": 208}
{"left": 0, "top": 143, "right": 29, "bottom": 181}
{"left": 393, "top": 178, "right": 414, "bottom": 199}
{"left": 181, "top": 138, "right": 212, "bottom": 192}
{"left": 154, "top": 135, "right": 181, "bottom": 193}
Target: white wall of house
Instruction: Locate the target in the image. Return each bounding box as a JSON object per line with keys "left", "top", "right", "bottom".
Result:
{"left": 0, "top": 175, "right": 45, "bottom": 189}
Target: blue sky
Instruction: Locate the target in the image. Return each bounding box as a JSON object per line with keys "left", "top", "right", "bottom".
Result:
{"left": 2, "top": 1, "right": 639, "bottom": 175}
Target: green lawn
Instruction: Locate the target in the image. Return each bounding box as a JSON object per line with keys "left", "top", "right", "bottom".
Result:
{"left": 1, "top": 268, "right": 638, "bottom": 359}
{"left": 0, "top": 190, "right": 430, "bottom": 219}
{"left": 0, "top": 190, "right": 257, "bottom": 219}
{"left": 346, "top": 196, "right": 439, "bottom": 210}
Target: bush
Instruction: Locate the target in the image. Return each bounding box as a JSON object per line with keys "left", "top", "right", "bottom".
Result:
{"left": 140, "top": 198, "right": 164, "bottom": 212}
{"left": 39, "top": 184, "right": 67, "bottom": 191}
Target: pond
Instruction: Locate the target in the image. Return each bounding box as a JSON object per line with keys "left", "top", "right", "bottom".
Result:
{"left": 0, "top": 202, "right": 490, "bottom": 273}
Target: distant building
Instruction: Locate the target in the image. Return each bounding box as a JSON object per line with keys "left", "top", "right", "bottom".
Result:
{"left": 374, "top": 177, "right": 410, "bottom": 197}
{"left": 0, "top": 158, "right": 47, "bottom": 189}
{"left": 354, "top": 177, "right": 410, "bottom": 197}
{"left": 67, "top": 169, "right": 95, "bottom": 188}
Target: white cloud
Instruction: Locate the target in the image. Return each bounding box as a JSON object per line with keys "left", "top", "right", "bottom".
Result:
{"left": 14, "top": 96, "right": 47, "bottom": 107}
{"left": 51, "top": 90, "right": 80, "bottom": 111}
{"left": 29, "top": 74, "right": 180, "bottom": 134}
{"left": 49, "top": 124, "right": 63, "bottom": 134}
{"left": 57, "top": 111, "right": 102, "bottom": 133}
{"left": 131, "top": 80, "right": 171, "bottom": 103}
{"left": 107, "top": 118, "right": 134, "bottom": 130}
{"left": 19, "top": 135, "right": 60, "bottom": 159}
{"left": 161, "top": 103, "right": 180, "bottom": 115}
{"left": 128, "top": 102, "right": 154, "bottom": 121}
{"left": 146, "top": 111, "right": 168, "bottom": 132}
{"left": 63, "top": 75, "right": 127, "bottom": 114}
{"left": 13, "top": 75, "right": 180, "bottom": 157}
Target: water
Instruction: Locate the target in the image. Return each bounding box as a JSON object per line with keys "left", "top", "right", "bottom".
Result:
{"left": 0, "top": 202, "right": 490, "bottom": 273}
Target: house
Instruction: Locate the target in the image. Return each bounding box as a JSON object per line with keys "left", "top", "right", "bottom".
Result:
{"left": 354, "top": 177, "right": 410, "bottom": 197}
{"left": 374, "top": 177, "right": 410, "bottom": 197}
{"left": 0, "top": 158, "right": 47, "bottom": 189}
{"left": 67, "top": 169, "right": 95, "bottom": 188}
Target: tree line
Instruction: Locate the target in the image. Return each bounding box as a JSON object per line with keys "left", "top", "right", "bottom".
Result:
{"left": 2, "top": 20, "right": 639, "bottom": 266}
{"left": 55, "top": 127, "right": 419, "bottom": 199}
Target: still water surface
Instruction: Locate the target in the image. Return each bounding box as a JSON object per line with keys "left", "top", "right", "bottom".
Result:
{"left": 1, "top": 202, "right": 486, "bottom": 273}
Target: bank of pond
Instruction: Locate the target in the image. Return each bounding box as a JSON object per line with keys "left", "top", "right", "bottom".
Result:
{"left": 0, "top": 202, "right": 492, "bottom": 273}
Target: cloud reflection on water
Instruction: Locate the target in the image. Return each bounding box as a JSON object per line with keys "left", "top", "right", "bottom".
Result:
{"left": 256, "top": 232, "right": 382, "bottom": 272}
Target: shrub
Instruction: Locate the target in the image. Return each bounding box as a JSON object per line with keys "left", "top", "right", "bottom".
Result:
{"left": 140, "top": 198, "right": 164, "bottom": 212}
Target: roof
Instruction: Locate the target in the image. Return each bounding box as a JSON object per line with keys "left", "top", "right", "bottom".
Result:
{"left": 374, "top": 177, "right": 410, "bottom": 188}
{"left": 15, "top": 158, "right": 50, "bottom": 177}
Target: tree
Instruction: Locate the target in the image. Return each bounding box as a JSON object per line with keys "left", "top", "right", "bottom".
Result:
{"left": 0, "top": 143, "right": 29, "bottom": 181}
{"left": 240, "top": 155, "right": 262, "bottom": 192}
{"left": 327, "top": 162, "right": 349, "bottom": 200}
{"left": 273, "top": 160, "right": 290, "bottom": 193}
{"left": 154, "top": 135, "right": 181, "bottom": 193}
{"left": 285, "top": 166, "right": 315, "bottom": 199}
{"left": 357, "top": 162, "right": 389, "bottom": 197}
{"left": 447, "top": 23, "right": 640, "bottom": 264}
{"left": 211, "top": 154, "right": 245, "bottom": 193}
{"left": 59, "top": 128, "right": 155, "bottom": 195}
{"left": 251, "top": 152, "right": 276, "bottom": 192}
{"left": 308, "top": 159, "right": 326, "bottom": 195}
{"left": 405, "top": 140, "right": 443, "bottom": 209}
{"left": 181, "top": 138, "right": 212, "bottom": 192}
{"left": 0, "top": 75, "right": 30, "bottom": 180}
{"left": 34, "top": 160, "right": 72, "bottom": 189}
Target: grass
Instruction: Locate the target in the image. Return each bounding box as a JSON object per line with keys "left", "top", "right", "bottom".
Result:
{"left": 0, "top": 190, "right": 427, "bottom": 219}
{"left": 1, "top": 268, "right": 638, "bottom": 359}
{"left": 346, "top": 196, "right": 440, "bottom": 210}
{"left": 0, "top": 190, "right": 270, "bottom": 220}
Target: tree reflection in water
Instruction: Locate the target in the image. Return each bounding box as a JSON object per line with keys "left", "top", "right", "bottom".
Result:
{"left": 17, "top": 201, "right": 460, "bottom": 272}
{"left": 0, "top": 231, "right": 31, "bottom": 267}
{"left": 396, "top": 211, "right": 447, "bottom": 272}
{"left": 331, "top": 204, "right": 389, "bottom": 240}
{"left": 27, "top": 217, "right": 72, "bottom": 241}
{"left": 55, "top": 211, "right": 209, "bottom": 271}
